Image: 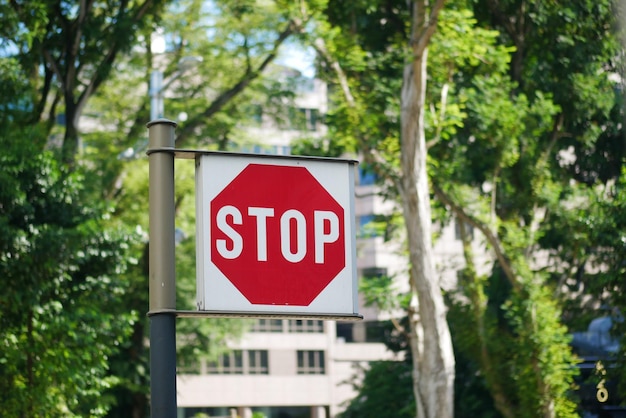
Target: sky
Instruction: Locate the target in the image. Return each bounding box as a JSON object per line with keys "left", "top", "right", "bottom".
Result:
{"left": 277, "top": 42, "right": 316, "bottom": 78}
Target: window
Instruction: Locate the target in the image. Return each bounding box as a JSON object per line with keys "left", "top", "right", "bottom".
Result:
{"left": 336, "top": 322, "right": 354, "bottom": 343}
{"left": 289, "top": 320, "right": 324, "bottom": 333}
{"left": 336, "top": 320, "right": 393, "bottom": 344}
{"left": 287, "top": 107, "right": 319, "bottom": 131}
{"left": 252, "top": 319, "right": 284, "bottom": 332}
{"left": 253, "top": 319, "right": 324, "bottom": 333}
{"left": 248, "top": 350, "right": 269, "bottom": 375}
{"left": 358, "top": 165, "right": 377, "bottom": 186}
{"left": 357, "top": 214, "right": 378, "bottom": 238}
{"left": 307, "top": 108, "right": 319, "bottom": 131}
{"left": 273, "top": 145, "right": 291, "bottom": 156}
{"left": 177, "top": 358, "right": 201, "bottom": 374}
{"left": 357, "top": 213, "right": 391, "bottom": 238}
{"left": 362, "top": 267, "right": 388, "bottom": 279}
{"left": 297, "top": 350, "right": 325, "bottom": 374}
{"left": 359, "top": 214, "right": 375, "bottom": 228}
{"left": 207, "top": 350, "right": 269, "bottom": 375}
{"left": 454, "top": 218, "right": 474, "bottom": 241}
{"left": 207, "top": 350, "right": 244, "bottom": 374}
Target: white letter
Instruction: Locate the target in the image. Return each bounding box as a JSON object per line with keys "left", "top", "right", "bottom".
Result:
{"left": 280, "top": 209, "right": 306, "bottom": 263}
{"left": 314, "top": 210, "right": 339, "bottom": 264}
{"left": 248, "top": 207, "right": 274, "bottom": 261}
{"left": 216, "top": 206, "right": 243, "bottom": 259}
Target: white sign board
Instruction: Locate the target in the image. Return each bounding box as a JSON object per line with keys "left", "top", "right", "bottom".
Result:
{"left": 195, "top": 152, "right": 359, "bottom": 318}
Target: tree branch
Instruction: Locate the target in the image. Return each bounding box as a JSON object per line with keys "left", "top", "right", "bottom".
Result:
{"left": 311, "top": 37, "right": 355, "bottom": 107}
{"left": 70, "top": 0, "right": 90, "bottom": 68}
{"left": 175, "top": 20, "right": 297, "bottom": 146}
{"left": 75, "top": 0, "right": 155, "bottom": 127}
{"left": 457, "top": 221, "right": 516, "bottom": 418}
{"left": 426, "top": 82, "right": 448, "bottom": 149}
{"left": 411, "top": 0, "right": 446, "bottom": 56}
{"left": 432, "top": 183, "right": 521, "bottom": 291}
{"left": 311, "top": 36, "right": 404, "bottom": 186}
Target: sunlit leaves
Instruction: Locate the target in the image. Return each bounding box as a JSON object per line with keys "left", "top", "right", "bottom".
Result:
{"left": 430, "top": 8, "right": 513, "bottom": 77}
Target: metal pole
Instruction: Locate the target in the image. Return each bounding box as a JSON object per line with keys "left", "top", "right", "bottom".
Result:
{"left": 147, "top": 119, "right": 177, "bottom": 418}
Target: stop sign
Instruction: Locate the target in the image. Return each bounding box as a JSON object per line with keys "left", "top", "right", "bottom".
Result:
{"left": 195, "top": 153, "right": 358, "bottom": 317}
{"left": 210, "top": 163, "right": 345, "bottom": 306}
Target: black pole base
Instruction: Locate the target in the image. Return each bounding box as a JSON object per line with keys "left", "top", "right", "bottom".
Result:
{"left": 150, "top": 313, "right": 177, "bottom": 418}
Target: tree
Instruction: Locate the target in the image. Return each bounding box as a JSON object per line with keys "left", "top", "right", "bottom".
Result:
{"left": 308, "top": 1, "right": 453, "bottom": 416}
{"left": 437, "top": 1, "right": 624, "bottom": 415}
{"left": 398, "top": 2, "right": 457, "bottom": 417}
{"left": 2, "top": 0, "right": 168, "bottom": 164}
{"left": 309, "top": 0, "right": 611, "bottom": 416}
{"left": 0, "top": 125, "right": 137, "bottom": 417}
{"left": 0, "top": 2, "right": 171, "bottom": 415}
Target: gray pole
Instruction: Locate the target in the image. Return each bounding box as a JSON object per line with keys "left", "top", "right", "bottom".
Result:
{"left": 147, "top": 119, "right": 177, "bottom": 418}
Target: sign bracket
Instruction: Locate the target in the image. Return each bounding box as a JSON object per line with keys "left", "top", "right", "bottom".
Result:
{"left": 147, "top": 147, "right": 359, "bottom": 165}
{"left": 147, "top": 308, "right": 363, "bottom": 321}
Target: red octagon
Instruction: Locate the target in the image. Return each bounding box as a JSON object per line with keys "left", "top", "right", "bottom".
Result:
{"left": 210, "top": 163, "right": 346, "bottom": 306}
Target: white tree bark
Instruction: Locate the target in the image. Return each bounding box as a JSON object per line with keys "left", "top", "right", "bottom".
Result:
{"left": 310, "top": 2, "right": 454, "bottom": 415}
{"left": 400, "top": 2, "right": 454, "bottom": 417}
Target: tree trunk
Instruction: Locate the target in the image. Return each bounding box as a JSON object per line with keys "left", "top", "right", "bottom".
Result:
{"left": 400, "top": 46, "right": 455, "bottom": 418}
{"left": 62, "top": 102, "right": 80, "bottom": 164}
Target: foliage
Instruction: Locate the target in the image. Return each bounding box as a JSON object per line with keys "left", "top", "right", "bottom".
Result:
{"left": 340, "top": 360, "right": 415, "bottom": 418}
{"left": 0, "top": 127, "right": 137, "bottom": 417}
{"left": 1, "top": 0, "right": 301, "bottom": 414}
{"left": 572, "top": 169, "right": 626, "bottom": 399}
{"left": 466, "top": 0, "right": 626, "bottom": 412}
{"left": 312, "top": 0, "right": 624, "bottom": 416}
{"left": 6, "top": 0, "right": 168, "bottom": 161}
{"left": 340, "top": 313, "right": 502, "bottom": 418}
{"left": 448, "top": 301, "right": 504, "bottom": 418}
